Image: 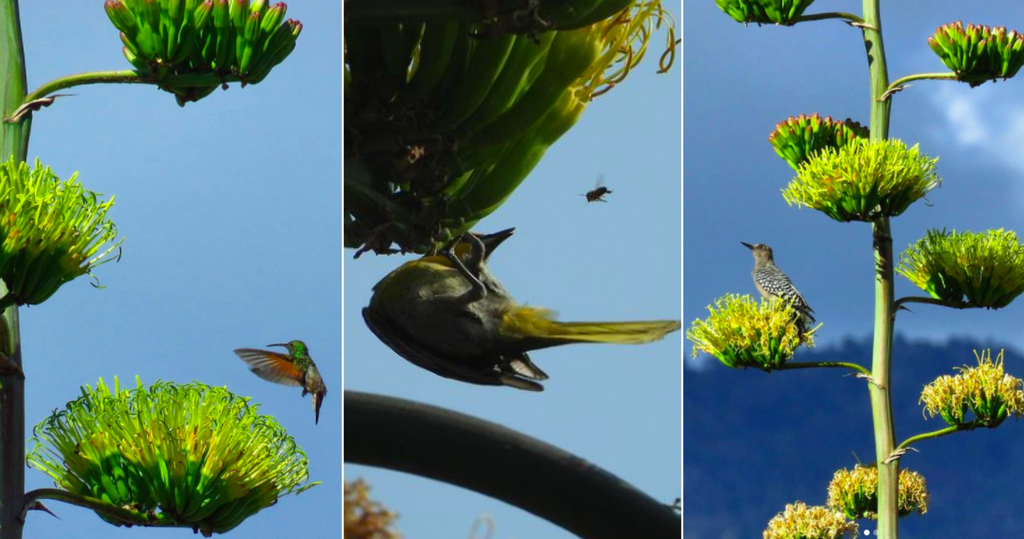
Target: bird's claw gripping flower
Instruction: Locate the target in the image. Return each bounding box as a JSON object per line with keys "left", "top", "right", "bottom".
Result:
{"left": 763, "top": 502, "right": 858, "bottom": 539}
{"left": 28, "top": 377, "right": 317, "bottom": 537}
{"left": 919, "top": 350, "right": 1024, "bottom": 428}
{"left": 929, "top": 22, "right": 1024, "bottom": 86}
{"left": 344, "top": 2, "right": 677, "bottom": 255}
{"left": 827, "top": 464, "right": 929, "bottom": 520}
{"left": 686, "top": 294, "right": 818, "bottom": 371}
{"left": 768, "top": 114, "right": 869, "bottom": 171}
{"left": 897, "top": 228, "right": 1024, "bottom": 309}
{"left": 782, "top": 139, "right": 941, "bottom": 223}
{"left": 0, "top": 157, "right": 121, "bottom": 309}
{"left": 714, "top": 0, "right": 817, "bottom": 26}
{"left": 363, "top": 229, "right": 680, "bottom": 391}
{"left": 104, "top": 0, "right": 302, "bottom": 105}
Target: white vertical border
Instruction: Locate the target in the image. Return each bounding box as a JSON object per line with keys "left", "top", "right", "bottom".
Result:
{"left": 339, "top": 0, "right": 347, "bottom": 525}
{"left": 677, "top": 0, "right": 685, "bottom": 535}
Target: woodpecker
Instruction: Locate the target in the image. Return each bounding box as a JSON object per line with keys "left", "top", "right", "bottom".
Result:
{"left": 741, "top": 242, "right": 815, "bottom": 331}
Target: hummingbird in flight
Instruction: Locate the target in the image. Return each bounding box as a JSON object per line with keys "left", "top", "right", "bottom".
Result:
{"left": 234, "top": 340, "right": 328, "bottom": 424}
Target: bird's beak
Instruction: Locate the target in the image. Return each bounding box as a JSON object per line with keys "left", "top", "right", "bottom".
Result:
{"left": 267, "top": 343, "right": 288, "bottom": 348}
{"left": 741, "top": 242, "right": 754, "bottom": 250}
{"left": 477, "top": 228, "right": 515, "bottom": 259}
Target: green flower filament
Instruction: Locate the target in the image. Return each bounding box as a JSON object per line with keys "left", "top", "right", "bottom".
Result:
{"left": 0, "top": 158, "right": 121, "bottom": 308}
{"left": 28, "top": 377, "right": 317, "bottom": 536}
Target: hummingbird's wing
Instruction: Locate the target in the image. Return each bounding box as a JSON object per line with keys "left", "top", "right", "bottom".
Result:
{"left": 233, "top": 348, "right": 303, "bottom": 387}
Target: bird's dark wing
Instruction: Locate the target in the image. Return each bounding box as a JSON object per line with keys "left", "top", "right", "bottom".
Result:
{"left": 233, "top": 348, "right": 304, "bottom": 387}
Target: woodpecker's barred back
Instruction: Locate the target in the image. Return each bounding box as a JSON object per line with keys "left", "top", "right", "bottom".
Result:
{"left": 742, "top": 242, "right": 815, "bottom": 330}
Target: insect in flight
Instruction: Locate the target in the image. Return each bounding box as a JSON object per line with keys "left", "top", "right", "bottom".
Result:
{"left": 582, "top": 176, "right": 612, "bottom": 203}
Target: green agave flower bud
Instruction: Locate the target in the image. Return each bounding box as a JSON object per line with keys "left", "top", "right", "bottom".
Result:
{"left": 768, "top": 114, "right": 868, "bottom": 170}
{"left": 929, "top": 22, "right": 1024, "bottom": 86}
{"left": 763, "top": 502, "right": 857, "bottom": 539}
{"left": 715, "top": 0, "right": 815, "bottom": 26}
{"left": 897, "top": 228, "right": 1024, "bottom": 309}
{"left": 345, "top": 2, "right": 677, "bottom": 255}
{"left": 686, "top": 294, "right": 817, "bottom": 371}
{"left": 782, "top": 139, "right": 940, "bottom": 223}
{"left": 104, "top": 0, "right": 302, "bottom": 105}
{"left": 919, "top": 350, "right": 1024, "bottom": 428}
{"left": 827, "top": 464, "right": 929, "bottom": 520}
{"left": 28, "top": 377, "right": 317, "bottom": 537}
{"left": 0, "top": 158, "right": 121, "bottom": 308}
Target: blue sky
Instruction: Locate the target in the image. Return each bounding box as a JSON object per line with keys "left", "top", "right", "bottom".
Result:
{"left": 343, "top": 24, "right": 682, "bottom": 539}
{"left": 686, "top": 2, "right": 1024, "bottom": 537}
{"left": 18, "top": 3, "right": 341, "bottom": 538}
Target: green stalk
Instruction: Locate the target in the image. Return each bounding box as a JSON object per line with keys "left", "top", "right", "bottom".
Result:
{"left": 23, "top": 70, "right": 244, "bottom": 105}
{"left": 0, "top": 1, "right": 27, "bottom": 538}
{"left": 862, "top": 1, "right": 896, "bottom": 536}
{"left": 778, "top": 361, "right": 872, "bottom": 377}
{"left": 895, "top": 424, "right": 972, "bottom": 452}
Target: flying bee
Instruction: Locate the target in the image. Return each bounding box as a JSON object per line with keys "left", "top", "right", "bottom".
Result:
{"left": 582, "top": 177, "right": 612, "bottom": 203}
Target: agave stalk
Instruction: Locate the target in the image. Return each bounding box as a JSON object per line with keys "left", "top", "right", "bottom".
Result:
{"left": 0, "top": 2, "right": 29, "bottom": 538}
{"left": 859, "top": 0, "right": 900, "bottom": 536}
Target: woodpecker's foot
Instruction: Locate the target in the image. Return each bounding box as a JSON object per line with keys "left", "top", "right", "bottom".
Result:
{"left": 0, "top": 351, "right": 23, "bottom": 379}
{"left": 445, "top": 234, "right": 487, "bottom": 302}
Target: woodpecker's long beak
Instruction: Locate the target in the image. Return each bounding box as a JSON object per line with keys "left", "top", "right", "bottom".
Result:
{"left": 267, "top": 343, "right": 289, "bottom": 349}
{"left": 477, "top": 228, "right": 515, "bottom": 259}
{"left": 741, "top": 242, "right": 754, "bottom": 250}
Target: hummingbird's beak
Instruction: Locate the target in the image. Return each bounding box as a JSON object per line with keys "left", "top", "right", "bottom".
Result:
{"left": 476, "top": 228, "right": 515, "bottom": 259}
{"left": 741, "top": 242, "right": 754, "bottom": 251}
{"left": 267, "top": 343, "right": 289, "bottom": 349}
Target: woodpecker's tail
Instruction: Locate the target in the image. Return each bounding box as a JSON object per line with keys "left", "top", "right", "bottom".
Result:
{"left": 501, "top": 306, "right": 681, "bottom": 350}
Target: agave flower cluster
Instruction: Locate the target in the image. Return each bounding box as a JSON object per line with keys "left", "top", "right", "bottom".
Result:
{"left": 714, "top": 0, "right": 815, "bottom": 25}
{"left": 686, "top": 294, "right": 816, "bottom": 371}
{"left": 826, "top": 465, "right": 929, "bottom": 520}
{"left": 929, "top": 22, "right": 1024, "bottom": 86}
{"left": 344, "top": 479, "right": 400, "bottom": 539}
{"left": 898, "top": 228, "right": 1024, "bottom": 309}
{"left": 768, "top": 114, "right": 868, "bottom": 171}
{"left": 919, "top": 350, "right": 1024, "bottom": 428}
{"left": 782, "top": 139, "right": 941, "bottom": 223}
{"left": 345, "top": 1, "right": 677, "bottom": 255}
{"left": 105, "top": 0, "right": 302, "bottom": 105}
{"left": 0, "top": 158, "right": 121, "bottom": 309}
{"left": 28, "top": 377, "right": 316, "bottom": 537}
{"left": 763, "top": 502, "right": 857, "bottom": 539}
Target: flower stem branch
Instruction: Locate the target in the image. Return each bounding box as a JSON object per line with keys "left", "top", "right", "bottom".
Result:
{"left": 23, "top": 70, "right": 242, "bottom": 106}
{"left": 894, "top": 296, "right": 977, "bottom": 312}
{"left": 895, "top": 423, "right": 976, "bottom": 453}
{"left": 793, "top": 12, "right": 865, "bottom": 25}
{"left": 779, "top": 361, "right": 872, "bottom": 377}
{"left": 881, "top": 72, "right": 996, "bottom": 101}
{"left": 21, "top": 489, "right": 181, "bottom": 528}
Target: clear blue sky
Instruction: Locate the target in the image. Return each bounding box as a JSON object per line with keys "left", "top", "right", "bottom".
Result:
{"left": 686, "top": 1, "right": 1024, "bottom": 365}
{"left": 19, "top": 3, "right": 341, "bottom": 538}
{"left": 343, "top": 28, "right": 682, "bottom": 539}
{"left": 686, "top": 2, "right": 1024, "bottom": 537}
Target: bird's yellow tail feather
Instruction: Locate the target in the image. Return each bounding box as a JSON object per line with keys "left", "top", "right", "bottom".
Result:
{"left": 502, "top": 306, "right": 681, "bottom": 345}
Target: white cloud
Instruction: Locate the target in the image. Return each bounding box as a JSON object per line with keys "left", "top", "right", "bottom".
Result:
{"left": 932, "top": 85, "right": 1024, "bottom": 174}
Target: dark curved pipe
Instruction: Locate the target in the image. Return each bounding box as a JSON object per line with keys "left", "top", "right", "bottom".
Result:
{"left": 344, "top": 390, "right": 680, "bottom": 539}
